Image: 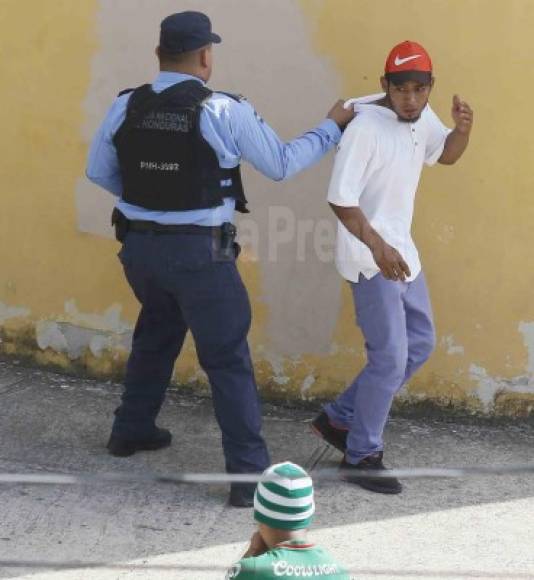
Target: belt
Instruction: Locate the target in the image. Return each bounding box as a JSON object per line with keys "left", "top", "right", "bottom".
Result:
{"left": 128, "top": 221, "right": 221, "bottom": 235}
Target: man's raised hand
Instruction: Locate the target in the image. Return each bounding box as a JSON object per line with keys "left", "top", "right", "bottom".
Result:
{"left": 452, "top": 95, "right": 473, "bottom": 135}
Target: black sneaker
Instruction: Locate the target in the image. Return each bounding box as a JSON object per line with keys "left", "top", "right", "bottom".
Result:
{"left": 311, "top": 411, "right": 348, "bottom": 453}
{"left": 340, "top": 453, "right": 402, "bottom": 494}
{"left": 229, "top": 484, "right": 256, "bottom": 508}
{"left": 106, "top": 428, "right": 172, "bottom": 457}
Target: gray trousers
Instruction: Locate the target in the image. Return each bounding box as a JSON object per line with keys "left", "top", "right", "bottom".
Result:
{"left": 325, "top": 272, "right": 436, "bottom": 464}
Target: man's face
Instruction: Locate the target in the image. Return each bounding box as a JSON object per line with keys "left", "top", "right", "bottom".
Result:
{"left": 380, "top": 77, "right": 433, "bottom": 122}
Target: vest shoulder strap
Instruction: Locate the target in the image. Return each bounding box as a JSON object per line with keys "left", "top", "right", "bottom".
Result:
{"left": 117, "top": 87, "right": 136, "bottom": 97}
{"left": 215, "top": 91, "right": 245, "bottom": 103}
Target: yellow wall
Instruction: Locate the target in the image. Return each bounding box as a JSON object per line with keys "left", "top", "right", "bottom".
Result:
{"left": 1, "top": 0, "right": 533, "bottom": 416}
{"left": 0, "top": 0, "right": 133, "bottom": 375}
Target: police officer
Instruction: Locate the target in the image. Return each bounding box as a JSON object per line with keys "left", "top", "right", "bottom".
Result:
{"left": 86, "top": 11, "right": 354, "bottom": 507}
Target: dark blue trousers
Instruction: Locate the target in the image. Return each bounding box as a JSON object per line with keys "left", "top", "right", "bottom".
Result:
{"left": 112, "top": 230, "right": 271, "bottom": 475}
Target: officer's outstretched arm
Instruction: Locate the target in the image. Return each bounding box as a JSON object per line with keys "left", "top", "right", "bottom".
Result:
{"left": 229, "top": 99, "right": 344, "bottom": 181}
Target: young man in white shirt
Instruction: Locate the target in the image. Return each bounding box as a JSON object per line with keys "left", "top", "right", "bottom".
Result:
{"left": 312, "top": 41, "right": 473, "bottom": 494}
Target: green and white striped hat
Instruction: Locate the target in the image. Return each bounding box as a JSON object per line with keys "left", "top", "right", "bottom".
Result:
{"left": 254, "top": 462, "right": 315, "bottom": 531}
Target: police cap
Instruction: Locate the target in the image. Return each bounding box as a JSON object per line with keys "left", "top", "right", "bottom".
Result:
{"left": 159, "top": 11, "right": 222, "bottom": 54}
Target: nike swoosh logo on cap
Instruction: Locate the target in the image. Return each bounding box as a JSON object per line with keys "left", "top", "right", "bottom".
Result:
{"left": 394, "top": 54, "right": 422, "bottom": 66}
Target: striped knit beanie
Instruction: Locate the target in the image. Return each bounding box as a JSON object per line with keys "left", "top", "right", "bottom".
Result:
{"left": 254, "top": 462, "right": 315, "bottom": 530}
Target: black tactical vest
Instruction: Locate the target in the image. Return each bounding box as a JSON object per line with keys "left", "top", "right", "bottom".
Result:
{"left": 113, "top": 80, "right": 248, "bottom": 213}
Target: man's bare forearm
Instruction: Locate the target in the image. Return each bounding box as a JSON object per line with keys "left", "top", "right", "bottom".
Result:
{"left": 439, "top": 95, "right": 473, "bottom": 165}
{"left": 439, "top": 128, "right": 469, "bottom": 165}
{"left": 329, "top": 202, "right": 411, "bottom": 281}
{"left": 329, "top": 203, "right": 384, "bottom": 251}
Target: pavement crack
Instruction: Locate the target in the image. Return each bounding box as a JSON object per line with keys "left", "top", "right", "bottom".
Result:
{"left": 0, "top": 378, "right": 30, "bottom": 397}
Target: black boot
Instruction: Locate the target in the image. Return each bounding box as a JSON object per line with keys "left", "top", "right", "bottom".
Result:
{"left": 106, "top": 428, "right": 172, "bottom": 457}
{"left": 229, "top": 483, "right": 256, "bottom": 508}
{"left": 340, "top": 452, "right": 402, "bottom": 494}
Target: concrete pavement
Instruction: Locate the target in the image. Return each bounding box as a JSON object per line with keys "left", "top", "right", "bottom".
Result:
{"left": 0, "top": 358, "right": 533, "bottom": 580}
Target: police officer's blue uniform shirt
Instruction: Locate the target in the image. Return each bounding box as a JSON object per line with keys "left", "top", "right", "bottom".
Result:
{"left": 86, "top": 72, "right": 342, "bottom": 226}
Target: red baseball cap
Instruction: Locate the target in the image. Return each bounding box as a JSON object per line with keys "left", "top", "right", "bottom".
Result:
{"left": 385, "top": 41, "right": 432, "bottom": 74}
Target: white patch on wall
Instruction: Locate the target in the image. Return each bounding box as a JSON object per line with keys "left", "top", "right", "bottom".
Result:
{"left": 469, "top": 364, "right": 505, "bottom": 410}
{"left": 518, "top": 321, "right": 534, "bottom": 382}
{"left": 35, "top": 302, "right": 133, "bottom": 360}
{"left": 440, "top": 335, "right": 465, "bottom": 356}
{"left": 186, "top": 367, "right": 209, "bottom": 387}
{"left": 76, "top": 181, "right": 115, "bottom": 239}
{"left": 469, "top": 363, "right": 534, "bottom": 411}
{"left": 0, "top": 303, "right": 30, "bottom": 324}
{"left": 89, "top": 334, "right": 112, "bottom": 357}
{"left": 259, "top": 348, "right": 310, "bottom": 388}
{"left": 78, "top": 0, "right": 344, "bottom": 357}
{"left": 36, "top": 322, "right": 69, "bottom": 353}
{"left": 64, "top": 300, "right": 130, "bottom": 333}
{"left": 301, "top": 374, "right": 316, "bottom": 397}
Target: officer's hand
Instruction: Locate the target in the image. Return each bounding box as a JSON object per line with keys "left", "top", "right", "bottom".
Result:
{"left": 371, "top": 241, "right": 411, "bottom": 282}
{"left": 327, "top": 99, "right": 355, "bottom": 130}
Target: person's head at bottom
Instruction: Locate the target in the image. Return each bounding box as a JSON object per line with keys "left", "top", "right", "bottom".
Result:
{"left": 253, "top": 461, "right": 315, "bottom": 549}
{"left": 227, "top": 462, "right": 350, "bottom": 579}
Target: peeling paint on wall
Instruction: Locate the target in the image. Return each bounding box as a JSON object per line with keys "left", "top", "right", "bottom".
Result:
{"left": 441, "top": 335, "right": 465, "bottom": 356}
{"left": 469, "top": 363, "right": 534, "bottom": 411}
{"left": 36, "top": 322, "right": 69, "bottom": 353}
{"left": 0, "top": 303, "right": 30, "bottom": 324}
{"left": 32, "top": 301, "right": 132, "bottom": 361}
{"left": 469, "top": 364, "right": 506, "bottom": 410}
{"left": 259, "top": 349, "right": 291, "bottom": 386}
{"left": 36, "top": 319, "right": 131, "bottom": 361}
{"left": 301, "top": 374, "right": 316, "bottom": 396}
{"left": 518, "top": 321, "right": 534, "bottom": 380}
{"left": 63, "top": 300, "right": 130, "bottom": 333}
